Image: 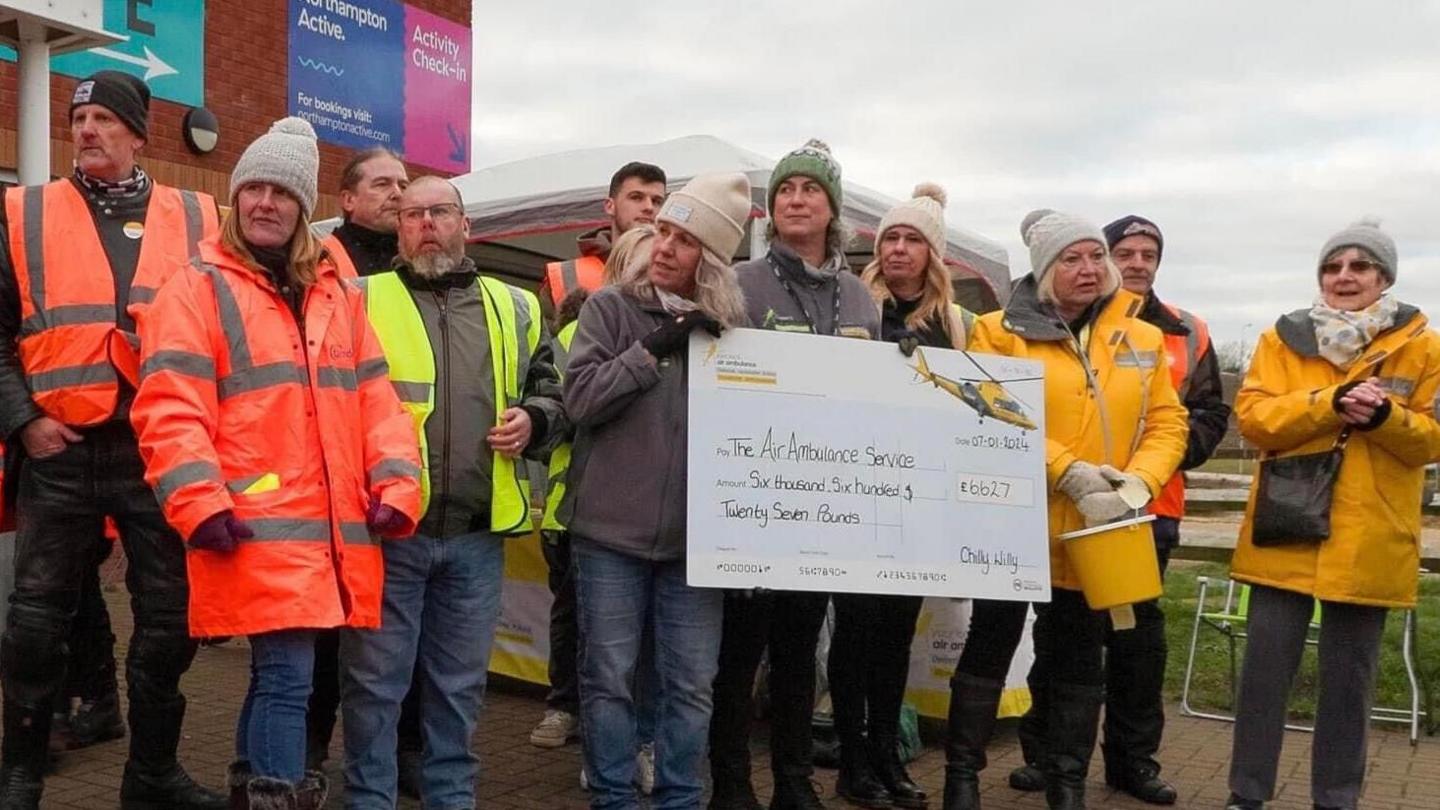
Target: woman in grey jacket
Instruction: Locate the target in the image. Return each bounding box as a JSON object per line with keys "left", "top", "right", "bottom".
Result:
{"left": 561, "top": 172, "right": 752, "bottom": 810}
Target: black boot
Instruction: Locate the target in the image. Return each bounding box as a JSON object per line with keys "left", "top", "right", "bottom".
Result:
{"left": 942, "top": 673, "right": 1001, "bottom": 810}
{"left": 708, "top": 769, "right": 764, "bottom": 810}
{"left": 870, "top": 735, "right": 926, "bottom": 808}
{"left": 226, "top": 763, "right": 251, "bottom": 810}
{"left": 0, "top": 699, "right": 51, "bottom": 810}
{"left": 0, "top": 764, "right": 43, "bottom": 810}
{"left": 770, "top": 776, "right": 827, "bottom": 810}
{"left": 835, "top": 738, "right": 892, "bottom": 808}
{"left": 294, "top": 771, "right": 328, "bottom": 810}
{"left": 66, "top": 689, "right": 126, "bottom": 749}
{"left": 120, "top": 697, "right": 224, "bottom": 810}
{"left": 1042, "top": 682, "right": 1103, "bottom": 810}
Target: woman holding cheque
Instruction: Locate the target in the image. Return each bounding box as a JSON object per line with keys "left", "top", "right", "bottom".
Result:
{"left": 560, "top": 173, "right": 751, "bottom": 810}
{"left": 824, "top": 184, "right": 975, "bottom": 810}
{"left": 945, "top": 209, "right": 1186, "bottom": 810}
{"left": 1223, "top": 222, "right": 1440, "bottom": 810}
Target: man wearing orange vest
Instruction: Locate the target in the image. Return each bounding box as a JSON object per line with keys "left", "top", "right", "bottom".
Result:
{"left": 536, "top": 161, "right": 666, "bottom": 314}
{"left": 1010, "top": 215, "right": 1231, "bottom": 806}
{"left": 320, "top": 147, "right": 409, "bottom": 280}
{"left": 529, "top": 161, "right": 666, "bottom": 755}
{"left": 0, "top": 72, "right": 224, "bottom": 809}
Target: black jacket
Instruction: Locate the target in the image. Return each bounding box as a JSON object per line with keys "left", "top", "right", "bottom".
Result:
{"left": 1138, "top": 291, "right": 1231, "bottom": 470}
{"left": 330, "top": 220, "right": 399, "bottom": 277}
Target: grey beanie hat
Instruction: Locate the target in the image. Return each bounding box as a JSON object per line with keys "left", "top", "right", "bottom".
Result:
{"left": 1319, "top": 217, "right": 1397, "bottom": 283}
{"left": 1020, "top": 208, "right": 1107, "bottom": 279}
{"left": 230, "top": 117, "right": 320, "bottom": 217}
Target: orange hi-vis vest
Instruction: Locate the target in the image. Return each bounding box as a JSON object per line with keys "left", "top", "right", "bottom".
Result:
{"left": 3, "top": 180, "right": 217, "bottom": 426}
{"left": 543, "top": 255, "right": 605, "bottom": 308}
{"left": 1152, "top": 303, "right": 1211, "bottom": 519}
{"left": 322, "top": 233, "right": 359, "bottom": 280}
{"left": 130, "top": 238, "right": 421, "bottom": 637}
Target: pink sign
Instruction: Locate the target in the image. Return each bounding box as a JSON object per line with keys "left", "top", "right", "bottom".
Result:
{"left": 402, "top": 6, "right": 472, "bottom": 173}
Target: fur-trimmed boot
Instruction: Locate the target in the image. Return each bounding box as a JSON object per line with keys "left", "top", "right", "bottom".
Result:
{"left": 244, "top": 777, "right": 297, "bottom": 810}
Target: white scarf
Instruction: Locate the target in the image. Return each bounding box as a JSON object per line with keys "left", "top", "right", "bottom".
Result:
{"left": 656, "top": 288, "right": 698, "bottom": 316}
{"left": 1309, "top": 293, "right": 1399, "bottom": 369}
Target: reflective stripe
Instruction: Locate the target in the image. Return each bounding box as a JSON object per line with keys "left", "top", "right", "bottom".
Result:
{"left": 195, "top": 262, "right": 254, "bottom": 369}
{"left": 217, "top": 362, "right": 305, "bottom": 400}
{"left": 243, "top": 518, "right": 331, "bottom": 542}
{"left": 179, "top": 190, "right": 204, "bottom": 259}
{"left": 1377, "top": 376, "right": 1417, "bottom": 398}
{"left": 1115, "top": 350, "right": 1159, "bottom": 368}
{"left": 560, "top": 260, "right": 580, "bottom": 296}
{"left": 316, "top": 366, "right": 358, "bottom": 391}
{"left": 341, "top": 521, "right": 375, "bottom": 544}
{"left": 370, "top": 458, "right": 420, "bottom": 483}
{"left": 142, "top": 350, "right": 216, "bottom": 380}
{"left": 129, "top": 286, "right": 158, "bottom": 306}
{"left": 155, "top": 460, "right": 221, "bottom": 502}
{"left": 511, "top": 284, "right": 535, "bottom": 384}
{"left": 391, "top": 380, "right": 431, "bottom": 404}
{"left": 22, "top": 186, "right": 44, "bottom": 315}
{"left": 356, "top": 356, "right": 388, "bottom": 383}
{"left": 19, "top": 303, "right": 114, "bottom": 336}
{"left": 28, "top": 362, "right": 113, "bottom": 392}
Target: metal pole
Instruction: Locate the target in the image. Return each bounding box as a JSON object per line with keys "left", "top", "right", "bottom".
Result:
{"left": 16, "top": 18, "right": 52, "bottom": 185}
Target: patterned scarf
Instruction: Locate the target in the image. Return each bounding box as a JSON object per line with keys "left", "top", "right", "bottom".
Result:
{"left": 1309, "top": 293, "right": 1399, "bottom": 369}
{"left": 74, "top": 165, "right": 151, "bottom": 199}
{"left": 656, "top": 288, "right": 698, "bottom": 316}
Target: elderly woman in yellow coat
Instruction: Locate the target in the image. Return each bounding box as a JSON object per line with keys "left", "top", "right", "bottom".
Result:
{"left": 1224, "top": 221, "right": 1440, "bottom": 810}
{"left": 945, "top": 209, "right": 1186, "bottom": 810}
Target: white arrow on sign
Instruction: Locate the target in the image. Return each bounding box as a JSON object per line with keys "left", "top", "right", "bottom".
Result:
{"left": 88, "top": 45, "right": 177, "bottom": 81}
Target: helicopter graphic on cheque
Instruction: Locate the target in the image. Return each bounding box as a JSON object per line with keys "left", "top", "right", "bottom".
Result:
{"left": 910, "top": 348, "right": 1041, "bottom": 431}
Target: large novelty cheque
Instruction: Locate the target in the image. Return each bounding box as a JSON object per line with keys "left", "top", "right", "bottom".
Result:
{"left": 687, "top": 328, "right": 1051, "bottom": 600}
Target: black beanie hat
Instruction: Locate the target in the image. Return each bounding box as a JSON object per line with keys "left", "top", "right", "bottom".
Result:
{"left": 70, "top": 71, "right": 150, "bottom": 141}
{"left": 1103, "top": 214, "right": 1164, "bottom": 261}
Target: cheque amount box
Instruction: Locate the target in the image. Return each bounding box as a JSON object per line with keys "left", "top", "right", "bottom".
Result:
{"left": 955, "top": 472, "right": 1035, "bottom": 508}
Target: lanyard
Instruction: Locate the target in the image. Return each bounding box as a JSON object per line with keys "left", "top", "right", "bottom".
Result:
{"left": 768, "top": 257, "right": 842, "bottom": 336}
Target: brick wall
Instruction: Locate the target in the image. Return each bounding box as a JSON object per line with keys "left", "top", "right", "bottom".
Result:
{"left": 0, "top": 0, "right": 471, "bottom": 218}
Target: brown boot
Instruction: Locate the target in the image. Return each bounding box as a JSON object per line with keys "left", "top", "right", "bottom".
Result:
{"left": 226, "top": 763, "right": 251, "bottom": 810}
{"left": 295, "top": 771, "right": 328, "bottom": 810}
{"left": 244, "top": 777, "right": 296, "bottom": 810}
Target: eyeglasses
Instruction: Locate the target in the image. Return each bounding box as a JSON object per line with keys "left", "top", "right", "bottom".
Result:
{"left": 1319, "top": 259, "right": 1382, "bottom": 275}
{"left": 398, "top": 203, "right": 462, "bottom": 224}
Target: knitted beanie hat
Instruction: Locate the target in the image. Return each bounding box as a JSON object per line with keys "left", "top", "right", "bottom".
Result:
{"left": 876, "top": 183, "right": 947, "bottom": 258}
{"left": 767, "top": 139, "right": 843, "bottom": 216}
{"left": 230, "top": 117, "right": 320, "bottom": 217}
{"left": 657, "top": 172, "right": 752, "bottom": 262}
{"left": 1318, "top": 218, "right": 1397, "bottom": 283}
{"left": 1020, "top": 209, "right": 1107, "bottom": 280}
{"left": 70, "top": 71, "right": 150, "bottom": 140}
{"left": 1103, "top": 214, "right": 1164, "bottom": 261}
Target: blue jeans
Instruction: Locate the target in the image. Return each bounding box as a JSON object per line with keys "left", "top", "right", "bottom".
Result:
{"left": 574, "top": 538, "right": 723, "bottom": 810}
{"left": 340, "top": 531, "right": 505, "bottom": 809}
{"left": 237, "top": 629, "right": 318, "bottom": 783}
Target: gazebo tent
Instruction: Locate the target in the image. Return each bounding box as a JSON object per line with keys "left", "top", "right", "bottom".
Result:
{"left": 449, "top": 135, "right": 1012, "bottom": 312}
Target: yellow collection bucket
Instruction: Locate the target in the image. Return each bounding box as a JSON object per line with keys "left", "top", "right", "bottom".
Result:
{"left": 1058, "top": 514, "right": 1162, "bottom": 610}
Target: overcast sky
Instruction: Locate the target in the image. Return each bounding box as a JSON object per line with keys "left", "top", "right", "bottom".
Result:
{"left": 470, "top": 1, "right": 1440, "bottom": 345}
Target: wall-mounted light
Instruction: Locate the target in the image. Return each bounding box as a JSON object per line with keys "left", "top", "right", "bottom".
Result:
{"left": 182, "top": 107, "right": 219, "bottom": 155}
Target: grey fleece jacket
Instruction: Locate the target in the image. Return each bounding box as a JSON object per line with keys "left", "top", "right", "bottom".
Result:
{"left": 733, "top": 241, "right": 880, "bottom": 339}
{"left": 560, "top": 286, "right": 716, "bottom": 560}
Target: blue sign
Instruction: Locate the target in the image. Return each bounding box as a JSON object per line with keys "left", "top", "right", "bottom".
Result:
{"left": 288, "top": 0, "right": 406, "bottom": 153}
{"left": 0, "top": 0, "right": 205, "bottom": 107}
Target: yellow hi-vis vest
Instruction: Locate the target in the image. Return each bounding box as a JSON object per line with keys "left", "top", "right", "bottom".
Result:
{"left": 361, "top": 271, "right": 542, "bottom": 535}
{"left": 540, "top": 320, "right": 578, "bottom": 532}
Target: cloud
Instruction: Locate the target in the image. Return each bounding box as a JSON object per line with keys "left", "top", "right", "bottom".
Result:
{"left": 470, "top": 1, "right": 1440, "bottom": 342}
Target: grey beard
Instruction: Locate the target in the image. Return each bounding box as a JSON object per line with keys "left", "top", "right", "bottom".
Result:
{"left": 410, "top": 252, "right": 461, "bottom": 279}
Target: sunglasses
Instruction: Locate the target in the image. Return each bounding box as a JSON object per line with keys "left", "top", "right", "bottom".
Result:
{"left": 1319, "top": 259, "right": 1383, "bottom": 275}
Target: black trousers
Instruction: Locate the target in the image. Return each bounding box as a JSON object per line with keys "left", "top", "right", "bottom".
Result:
{"left": 951, "top": 597, "right": 1030, "bottom": 683}
{"left": 60, "top": 534, "right": 119, "bottom": 703}
{"left": 709, "top": 589, "right": 830, "bottom": 784}
{"left": 0, "top": 422, "right": 197, "bottom": 773}
{"left": 1018, "top": 517, "right": 1175, "bottom": 775}
{"left": 828, "top": 593, "right": 922, "bottom": 753}
{"left": 541, "top": 530, "right": 579, "bottom": 715}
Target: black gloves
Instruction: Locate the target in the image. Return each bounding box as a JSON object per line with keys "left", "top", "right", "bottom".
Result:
{"left": 641, "top": 311, "right": 723, "bottom": 359}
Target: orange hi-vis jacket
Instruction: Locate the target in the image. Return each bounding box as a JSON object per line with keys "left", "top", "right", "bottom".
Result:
{"left": 1151, "top": 305, "right": 1211, "bottom": 518}
{"left": 321, "top": 233, "right": 359, "bottom": 280}
{"left": 542, "top": 255, "right": 605, "bottom": 308}
{"left": 131, "top": 237, "right": 422, "bottom": 637}
{"left": 3, "top": 180, "right": 217, "bottom": 425}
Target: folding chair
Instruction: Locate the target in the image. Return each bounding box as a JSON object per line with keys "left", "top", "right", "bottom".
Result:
{"left": 1178, "top": 576, "right": 1424, "bottom": 744}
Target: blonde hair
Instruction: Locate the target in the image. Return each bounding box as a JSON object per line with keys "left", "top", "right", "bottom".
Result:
{"left": 220, "top": 204, "right": 325, "bottom": 285}
{"left": 621, "top": 241, "right": 748, "bottom": 328}
{"left": 859, "top": 247, "right": 966, "bottom": 349}
{"left": 1036, "top": 254, "right": 1122, "bottom": 309}
{"left": 604, "top": 225, "right": 656, "bottom": 286}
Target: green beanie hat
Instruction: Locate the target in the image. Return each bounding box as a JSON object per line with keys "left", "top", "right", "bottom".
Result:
{"left": 767, "top": 138, "right": 843, "bottom": 217}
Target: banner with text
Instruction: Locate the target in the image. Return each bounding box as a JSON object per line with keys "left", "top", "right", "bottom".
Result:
{"left": 288, "top": 0, "right": 471, "bottom": 172}
{"left": 688, "top": 329, "right": 1051, "bottom": 599}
